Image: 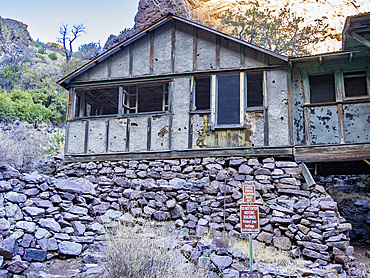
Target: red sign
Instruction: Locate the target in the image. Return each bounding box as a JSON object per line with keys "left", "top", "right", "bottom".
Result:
{"left": 243, "top": 184, "right": 255, "bottom": 203}
{"left": 240, "top": 205, "right": 259, "bottom": 234}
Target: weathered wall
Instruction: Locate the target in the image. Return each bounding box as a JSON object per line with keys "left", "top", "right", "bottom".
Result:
{"left": 133, "top": 36, "right": 151, "bottom": 76}
{"left": 153, "top": 24, "right": 172, "bottom": 75}
{"left": 129, "top": 116, "right": 148, "bottom": 152}
{"left": 108, "top": 118, "right": 127, "bottom": 153}
{"left": 267, "top": 69, "right": 290, "bottom": 146}
{"left": 87, "top": 119, "right": 107, "bottom": 154}
{"left": 174, "top": 21, "right": 193, "bottom": 73}
{"left": 292, "top": 68, "right": 306, "bottom": 146}
{"left": 309, "top": 106, "right": 339, "bottom": 145}
{"left": 110, "top": 47, "right": 130, "bottom": 79}
{"left": 171, "top": 77, "right": 190, "bottom": 150}
{"left": 343, "top": 103, "right": 370, "bottom": 143}
{"left": 66, "top": 121, "right": 86, "bottom": 154}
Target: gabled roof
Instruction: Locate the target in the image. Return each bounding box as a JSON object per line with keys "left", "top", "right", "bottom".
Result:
{"left": 342, "top": 12, "right": 370, "bottom": 51}
{"left": 58, "top": 13, "right": 288, "bottom": 89}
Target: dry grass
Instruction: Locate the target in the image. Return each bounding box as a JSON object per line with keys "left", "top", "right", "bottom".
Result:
{"left": 202, "top": 231, "right": 303, "bottom": 273}
{"left": 104, "top": 221, "right": 211, "bottom": 278}
{"left": 0, "top": 123, "right": 48, "bottom": 173}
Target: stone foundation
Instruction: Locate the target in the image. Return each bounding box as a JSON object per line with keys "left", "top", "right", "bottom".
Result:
{"left": 0, "top": 157, "right": 353, "bottom": 275}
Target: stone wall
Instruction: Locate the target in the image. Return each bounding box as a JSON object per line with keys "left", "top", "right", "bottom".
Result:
{"left": 0, "top": 157, "right": 353, "bottom": 275}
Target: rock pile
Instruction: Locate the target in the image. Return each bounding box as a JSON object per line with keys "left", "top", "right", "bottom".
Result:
{"left": 0, "top": 157, "right": 353, "bottom": 276}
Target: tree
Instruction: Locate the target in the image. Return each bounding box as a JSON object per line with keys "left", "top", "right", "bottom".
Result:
{"left": 75, "top": 41, "right": 102, "bottom": 60}
{"left": 57, "top": 23, "right": 86, "bottom": 61}
{"left": 221, "top": 6, "right": 329, "bottom": 56}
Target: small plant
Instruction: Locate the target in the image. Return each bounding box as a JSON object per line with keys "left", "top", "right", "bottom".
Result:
{"left": 38, "top": 48, "right": 46, "bottom": 54}
{"left": 35, "top": 53, "right": 44, "bottom": 60}
{"left": 42, "top": 129, "right": 65, "bottom": 154}
{"left": 35, "top": 42, "right": 40, "bottom": 47}
{"left": 48, "top": 52, "right": 58, "bottom": 61}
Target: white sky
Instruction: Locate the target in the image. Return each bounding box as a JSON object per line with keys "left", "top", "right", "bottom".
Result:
{"left": 1, "top": 0, "right": 140, "bottom": 47}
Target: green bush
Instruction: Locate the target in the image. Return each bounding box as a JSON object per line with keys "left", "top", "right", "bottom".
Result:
{"left": 35, "top": 42, "right": 40, "bottom": 47}
{"left": 48, "top": 52, "right": 57, "bottom": 61}
{"left": 38, "top": 48, "right": 46, "bottom": 54}
{"left": 35, "top": 53, "right": 44, "bottom": 60}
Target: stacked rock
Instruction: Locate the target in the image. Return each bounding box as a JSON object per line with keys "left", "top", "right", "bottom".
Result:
{"left": 0, "top": 157, "right": 353, "bottom": 276}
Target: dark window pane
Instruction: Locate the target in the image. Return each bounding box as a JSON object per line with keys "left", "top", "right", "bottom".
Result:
{"left": 309, "top": 74, "right": 335, "bottom": 103}
{"left": 195, "top": 76, "right": 210, "bottom": 110}
{"left": 344, "top": 71, "right": 367, "bottom": 97}
{"left": 138, "top": 84, "right": 164, "bottom": 113}
{"left": 247, "top": 71, "right": 263, "bottom": 107}
{"left": 217, "top": 73, "right": 240, "bottom": 125}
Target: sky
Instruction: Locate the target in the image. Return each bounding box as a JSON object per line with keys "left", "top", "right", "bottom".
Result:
{"left": 1, "top": 0, "right": 140, "bottom": 48}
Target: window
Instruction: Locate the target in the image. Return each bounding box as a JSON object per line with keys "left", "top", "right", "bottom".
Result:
{"left": 216, "top": 73, "right": 241, "bottom": 125}
{"left": 74, "top": 87, "right": 119, "bottom": 117}
{"left": 309, "top": 74, "right": 336, "bottom": 103}
{"left": 344, "top": 71, "right": 368, "bottom": 98}
{"left": 123, "top": 82, "right": 169, "bottom": 114}
{"left": 246, "top": 71, "right": 263, "bottom": 107}
{"left": 194, "top": 76, "right": 210, "bottom": 110}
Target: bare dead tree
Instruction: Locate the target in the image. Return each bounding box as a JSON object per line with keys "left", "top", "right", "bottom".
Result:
{"left": 57, "top": 23, "right": 86, "bottom": 61}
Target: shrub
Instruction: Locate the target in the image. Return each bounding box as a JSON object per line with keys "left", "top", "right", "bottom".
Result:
{"left": 42, "top": 128, "right": 65, "bottom": 154}
{"left": 35, "top": 42, "right": 40, "bottom": 47}
{"left": 38, "top": 48, "right": 46, "bottom": 54}
{"left": 35, "top": 53, "right": 44, "bottom": 60}
{"left": 105, "top": 221, "right": 211, "bottom": 278}
{"left": 48, "top": 52, "right": 57, "bottom": 61}
{"left": 0, "top": 123, "right": 48, "bottom": 173}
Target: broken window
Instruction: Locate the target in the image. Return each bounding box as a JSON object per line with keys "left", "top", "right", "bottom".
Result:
{"left": 194, "top": 76, "right": 211, "bottom": 110}
{"left": 122, "top": 81, "right": 169, "bottom": 114}
{"left": 216, "top": 73, "right": 242, "bottom": 126}
{"left": 246, "top": 71, "right": 264, "bottom": 107}
{"left": 309, "top": 74, "right": 336, "bottom": 103}
{"left": 344, "top": 71, "right": 368, "bottom": 98}
{"left": 74, "top": 87, "right": 119, "bottom": 118}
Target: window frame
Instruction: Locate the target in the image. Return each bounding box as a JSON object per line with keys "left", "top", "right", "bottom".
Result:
{"left": 342, "top": 69, "right": 370, "bottom": 100}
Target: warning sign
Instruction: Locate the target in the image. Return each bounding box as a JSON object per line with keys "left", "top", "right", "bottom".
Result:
{"left": 243, "top": 184, "right": 255, "bottom": 203}
{"left": 240, "top": 205, "right": 259, "bottom": 234}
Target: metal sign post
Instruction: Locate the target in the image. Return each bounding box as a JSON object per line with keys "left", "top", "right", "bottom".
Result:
{"left": 241, "top": 183, "right": 259, "bottom": 273}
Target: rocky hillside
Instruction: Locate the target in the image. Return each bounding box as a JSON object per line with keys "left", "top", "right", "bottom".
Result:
{"left": 105, "top": 0, "right": 370, "bottom": 54}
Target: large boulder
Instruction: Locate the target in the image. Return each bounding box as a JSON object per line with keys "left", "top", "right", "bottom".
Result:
{"left": 0, "top": 237, "right": 18, "bottom": 259}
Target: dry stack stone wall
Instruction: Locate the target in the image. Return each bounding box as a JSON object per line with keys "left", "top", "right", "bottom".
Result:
{"left": 0, "top": 157, "right": 353, "bottom": 275}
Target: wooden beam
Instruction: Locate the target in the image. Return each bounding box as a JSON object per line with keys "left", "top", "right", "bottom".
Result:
{"left": 126, "top": 118, "right": 130, "bottom": 152}
{"left": 303, "top": 107, "right": 311, "bottom": 146}
{"left": 107, "top": 56, "right": 112, "bottom": 78}
{"left": 337, "top": 104, "right": 345, "bottom": 144}
{"left": 64, "top": 146, "right": 294, "bottom": 163}
{"left": 188, "top": 114, "right": 193, "bottom": 149}
{"left": 147, "top": 116, "right": 151, "bottom": 151}
{"left": 129, "top": 44, "right": 134, "bottom": 77}
{"left": 263, "top": 71, "right": 269, "bottom": 146}
{"left": 105, "top": 119, "right": 110, "bottom": 153}
{"left": 294, "top": 143, "right": 370, "bottom": 163}
{"left": 216, "top": 35, "right": 220, "bottom": 69}
{"left": 351, "top": 31, "right": 370, "bottom": 49}
{"left": 168, "top": 114, "right": 173, "bottom": 150}
{"left": 150, "top": 31, "right": 154, "bottom": 75}
{"left": 84, "top": 120, "right": 89, "bottom": 154}
{"left": 193, "top": 27, "right": 198, "bottom": 71}
{"left": 299, "top": 163, "right": 316, "bottom": 186}
{"left": 171, "top": 20, "right": 176, "bottom": 74}
{"left": 240, "top": 45, "right": 245, "bottom": 67}
{"left": 287, "top": 68, "right": 294, "bottom": 145}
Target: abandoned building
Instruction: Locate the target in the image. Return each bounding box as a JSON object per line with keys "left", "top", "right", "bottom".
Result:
{"left": 58, "top": 13, "right": 370, "bottom": 167}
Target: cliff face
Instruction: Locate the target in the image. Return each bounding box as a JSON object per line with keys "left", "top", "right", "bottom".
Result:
{"left": 105, "top": 0, "right": 370, "bottom": 54}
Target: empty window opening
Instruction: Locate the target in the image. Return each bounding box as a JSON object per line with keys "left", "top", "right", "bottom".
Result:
{"left": 75, "top": 87, "right": 119, "bottom": 117}
{"left": 309, "top": 74, "right": 335, "bottom": 103}
{"left": 247, "top": 71, "right": 263, "bottom": 107}
{"left": 344, "top": 71, "right": 368, "bottom": 98}
{"left": 123, "top": 82, "right": 169, "bottom": 114}
{"left": 194, "top": 76, "right": 210, "bottom": 110}
{"left": 217, "top": 73, "right": 240, "bottom": 125}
